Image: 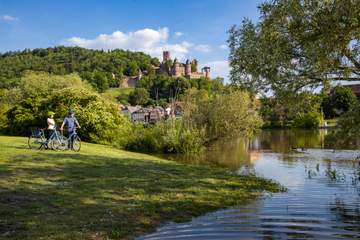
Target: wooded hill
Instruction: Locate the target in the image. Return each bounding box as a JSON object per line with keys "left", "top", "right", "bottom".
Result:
{"left": 0, "top": 46, "right": 160, "bottom": 91}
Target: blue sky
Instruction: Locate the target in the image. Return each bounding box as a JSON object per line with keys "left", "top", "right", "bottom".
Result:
{"left": 0, "top": 0, "right": 263, "bottom": 80}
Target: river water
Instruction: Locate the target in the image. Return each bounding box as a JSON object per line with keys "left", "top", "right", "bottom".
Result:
{"left": 139, "top": 130, "right": 360, "bottom": 239}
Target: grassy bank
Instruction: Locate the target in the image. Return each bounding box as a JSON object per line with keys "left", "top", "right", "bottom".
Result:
{"left": 0, "top": 136, "right": 281, "bottom": 239}
{"left": 101, "top": 87, "right": 133, "bottom": 104}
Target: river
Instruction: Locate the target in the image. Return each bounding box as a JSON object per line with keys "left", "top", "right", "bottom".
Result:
{"left": 138, "top": 129, "right": 360, "bottom": 239}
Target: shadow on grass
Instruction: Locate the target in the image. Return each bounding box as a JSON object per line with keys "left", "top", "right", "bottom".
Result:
{"left": 0, "top": 148, "right": 280, "bottom": 240}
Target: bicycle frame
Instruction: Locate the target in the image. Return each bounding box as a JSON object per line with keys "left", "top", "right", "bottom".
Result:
{"left": 47, "top": 128, "right": 67, "bottom": 150}
{"left": 48, "top": 129, "right": 61, "bottom": 142}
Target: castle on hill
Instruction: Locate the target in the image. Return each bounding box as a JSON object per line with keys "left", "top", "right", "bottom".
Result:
{"left": 121, "top": 51, "right": 210, "bottom": 88}
{"left": 156, "top": 51, "right": 210, "bottom": 79}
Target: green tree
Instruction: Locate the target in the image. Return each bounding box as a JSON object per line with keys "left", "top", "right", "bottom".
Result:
{"left": 259, "top": 91, "right": 323, "bottom": 128}
{"left": 325, "top": 103, "right": 360, "bottom": 148}
{"left": 129, "top": 88, "right": 150, "bottom": 105}
{"left": 125, "top": 62, "right": 139, "bottom": 76}
{"left": 183, "top": 89, "right": 262, "bottom": 141}
{"left": 93, "top": 71, "right": 109, "bottom": 92}
{"left": 2, "top": 72, "right": 131, "bottom": 146}
{"left": 6, "top": 87, "right": 131, "bottom": 146}
{"left": 228, "top": 0, "right": 360, "bottom": 94}
{"left": 211, "top": 77, "right": 225, "bottom": 94}
{"left": 321, "top": 86, "right": 358, "bottom": 118}
{"left": 49, "top": 88, "right": 131, "bottom": 146}
{"left": 2, "top": 71, "right": 87, "bottom": 104}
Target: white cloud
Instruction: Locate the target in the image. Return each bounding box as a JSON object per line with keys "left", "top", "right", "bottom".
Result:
{"left": 193, "top": 44, "right": 212, "bottom": 53}
{"left": 64, "top": 27, "right": 211, "bottom": 60}
{"left": 202, "top": 60, "right": 230, "bottom": 82}
{"left": 66, "top": 27, "right": 168, "bottom": 52}
{"left": 220, "top": 44, "right": 227, "bottom": 49}
{"left": 1, "top": 15, "right": 18, "bottom": 21}
{"left": 174, "top": 31, "right": 183, "bottom": 38}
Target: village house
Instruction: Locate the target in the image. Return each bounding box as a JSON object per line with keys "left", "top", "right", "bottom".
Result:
{"left": 149, "top": 106, "right": 165, "bottom": 123}
{"left": 121, "top": 105, "right": 141, "bottom": 119}
{"left": 131, "top": 108, "right": 151, "bottom": 123}
{"left": 121, "top": 105, "right": 166, "bottom": 123}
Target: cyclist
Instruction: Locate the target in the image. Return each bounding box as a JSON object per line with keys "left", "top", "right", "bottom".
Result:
{"left": 60, "top": 110, "right": 81, "bottom": 150}
{"left": 46, "top": 111, "right": 56, "bottom": 147}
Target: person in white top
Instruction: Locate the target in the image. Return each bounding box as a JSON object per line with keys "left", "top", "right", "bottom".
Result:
{"left": 46, "top": 111, "right": 56, "bottom": 143}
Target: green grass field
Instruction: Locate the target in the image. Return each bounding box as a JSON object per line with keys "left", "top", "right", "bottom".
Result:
{"left": 0, "top": 136, "right": 281, "bottom": 239}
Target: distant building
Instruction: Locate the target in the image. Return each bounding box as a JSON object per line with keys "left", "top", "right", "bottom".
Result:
{"left": 149, "top": 106, "right": 165, "bottom": 124}
{"left": 121, "top": 105, "right": 165, "bottom": 123}
{"left": 121, "top": 69, "right": 142, "bottom": 88}
{"left": 121, "top": 105, "right": 141, "bottom": 119}
{"left": 120, "top": 51, "right": 211, "bottom": 88}
{"left": 132, "top": 108, "right": 151, "bottom": 123}
{"left": 156, "top": 51, "right": 210, "bottom": 79}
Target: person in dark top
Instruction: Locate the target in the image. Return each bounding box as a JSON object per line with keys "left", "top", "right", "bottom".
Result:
{"left": 60, "top": 110, "right": 81, "bottom": 149}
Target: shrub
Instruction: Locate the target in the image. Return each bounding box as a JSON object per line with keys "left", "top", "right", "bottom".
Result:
{"left": 155, "top": 120, "right": 206, "bottom": 153}
{"left": 46, "top": 88, "right": 131, "bottom": 146}
{"left": 124, "top": 119, "right": 205, "bottom": 154}
{"left": 0, "top": 103, "right": 10, "bottom": 132}
{"left": 325, "top": 103, "right": 360, "bottom": 148}
{"left": 6, "top": 97, "right": 44, "bottom": 135}
{"left": 183, "top": 89, "right": 262, "bottom": 141}
{"left": 123, "top": 124, "right": 162, "bottom": 153}
{"left": 5, "top": 76, "right": 131, "bottom": 146}
{"left": 292, "top": 112, "right": 321, "bottom": 129}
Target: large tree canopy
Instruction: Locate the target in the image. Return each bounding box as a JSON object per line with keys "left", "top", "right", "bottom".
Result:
{"left": 228, "top": 0, "right": 360, "bottom": 93}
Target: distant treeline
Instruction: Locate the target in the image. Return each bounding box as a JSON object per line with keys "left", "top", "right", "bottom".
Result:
{"left": 0, "top": 46, "right": 160, "bottom": 91}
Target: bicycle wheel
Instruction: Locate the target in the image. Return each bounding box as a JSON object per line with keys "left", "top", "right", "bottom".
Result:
{"left": 50, "top": 137, "right": 66, "bottom": 151}
{"left": 28, "top": 136, "right": 44, "bottom": 149}
{"left": 72, "top": 136, "right": 81, "bottom": 152}
{"left": 58, "top": 135, "right": 68, "bottom": 151}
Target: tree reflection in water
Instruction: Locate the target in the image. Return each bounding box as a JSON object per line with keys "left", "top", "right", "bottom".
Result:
{"left": 140, "top": 129, "right": 360, "bottom": 240}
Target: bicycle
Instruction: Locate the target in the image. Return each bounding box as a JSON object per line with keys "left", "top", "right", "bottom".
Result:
{"left": 61, "top": 128, "right": 81, "bottom": 152}
{"left": 28, "top": 128, "right": 47, "bottom": 149}
{"left": 28, "top": 127, "right": 81, "bottom": 152}
{"left": 48, "top": 128, "right": 68, "bottom": 151}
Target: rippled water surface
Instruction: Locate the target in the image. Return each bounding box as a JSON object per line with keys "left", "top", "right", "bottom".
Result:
{"left": 139, "top": 130, "right": 360, "bottom": 239}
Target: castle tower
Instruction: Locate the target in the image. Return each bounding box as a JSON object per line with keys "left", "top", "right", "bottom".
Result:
{"left": 185, "top": 59, "right": 191, "bottom": 76}
{"left": 191, "top": 59, "right": 198, "bottom": 72}
{"left": 172, "top": 58, "right": 182, "bottom": 76}
{"left": 202, "top": 66, "right": 210, "bottom": 79}
{"left": 163, "top": 51, "right": 171, "bottom": 62}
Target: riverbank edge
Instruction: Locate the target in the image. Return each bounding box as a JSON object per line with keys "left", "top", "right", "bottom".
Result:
{"left": 0, "top": 136, "right": 283, "bottom": 239}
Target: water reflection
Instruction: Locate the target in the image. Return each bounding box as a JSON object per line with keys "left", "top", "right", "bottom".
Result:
{"left": 163, "top": 129, "right": 335, "bottom": 171}
{"left": 140, "top": 130, "right": 360, "bottom": 239}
